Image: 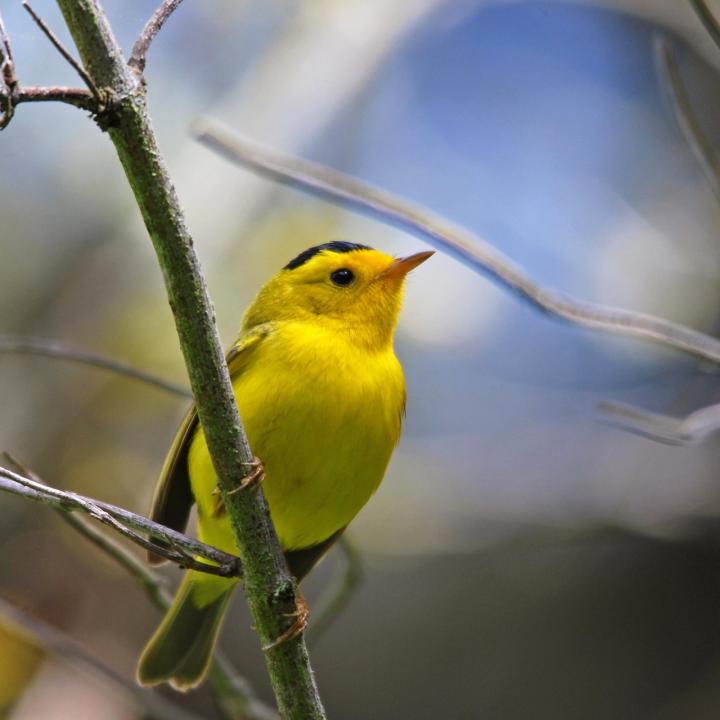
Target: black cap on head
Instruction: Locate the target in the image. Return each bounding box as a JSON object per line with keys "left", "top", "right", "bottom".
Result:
{"left": 284, "top": 241, "right": 372, "bottom": 271}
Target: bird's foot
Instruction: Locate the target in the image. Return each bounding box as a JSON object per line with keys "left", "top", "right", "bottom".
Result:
{"left": 262, "top": 592, "right": 310, "bottom": 651}
{"left": 228, "top": 456, "right": 265, "bottom": 495}
{"left": 211, "top": 457, "right": 265, "bottom": 516}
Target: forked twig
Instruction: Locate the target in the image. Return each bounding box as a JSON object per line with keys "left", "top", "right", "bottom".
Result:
{"left": 0, "top": 460, "right": 241, "bottom": 577}
{"left": 193, "top": 120, "right": 720, "bottom": 365}
{"left": 129, "top": 0, "right": 186, "bottom": 72}
{"left": 598, "top": 399, "right": 720, "bottom": 446}
{"left": 22, "top": 1, "right": 100, "bottom": 101}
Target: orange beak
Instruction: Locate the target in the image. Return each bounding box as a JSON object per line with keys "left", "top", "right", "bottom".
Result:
{"left": 380, "top": 250, "right": 434, "bottom": 280}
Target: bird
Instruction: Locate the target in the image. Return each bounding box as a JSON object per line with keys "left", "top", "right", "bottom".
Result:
{"left": 136, "top": 240, "right": 433, "bottom": 691}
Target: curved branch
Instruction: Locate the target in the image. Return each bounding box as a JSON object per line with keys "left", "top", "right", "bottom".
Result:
{"left": 129, "top": 0, "right": 186, "bottom": 72}
{"left": 0, "top": 336, "right": 191, "bottom": 398}
{"left": 655, "top": 36, "right": 720, "bottom": 202}
{"left": 193, "top": 121, "right": 720, "bottom": 365}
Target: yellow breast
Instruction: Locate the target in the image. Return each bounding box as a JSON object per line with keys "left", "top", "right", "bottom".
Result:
{"left": 188, "top": 321, "right": 405, "bottom": 553}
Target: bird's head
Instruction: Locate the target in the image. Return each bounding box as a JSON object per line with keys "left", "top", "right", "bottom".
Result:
{"left": 243, "top": 241, "right": 433, "bottom": 349}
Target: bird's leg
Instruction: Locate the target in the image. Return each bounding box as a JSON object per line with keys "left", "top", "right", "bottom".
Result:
{"left": 262, "top": 589, "right": 310, "bottom": 651}
{"left": 211, "top": 456, "right": 265, "bottom": 517}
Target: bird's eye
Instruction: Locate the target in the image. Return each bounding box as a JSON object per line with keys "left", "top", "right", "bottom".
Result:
{"left": 330, "top": 268, "right": 355, "bottom": 286}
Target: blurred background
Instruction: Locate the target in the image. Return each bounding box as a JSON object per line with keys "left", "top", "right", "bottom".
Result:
{"left": 3, "top": 0, "right": 720, "bottom": 717}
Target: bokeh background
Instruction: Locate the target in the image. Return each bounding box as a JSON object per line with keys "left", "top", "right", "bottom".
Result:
{"left": 3, "top": 0, "right": 720, "bottom": 717}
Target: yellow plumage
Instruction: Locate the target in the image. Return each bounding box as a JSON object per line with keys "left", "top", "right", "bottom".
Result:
{"left": 137, "top": 242, "right": 432, "bottom": 690}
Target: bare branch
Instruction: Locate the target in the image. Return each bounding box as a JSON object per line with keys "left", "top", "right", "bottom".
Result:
{"left": 129, "top": 0, "right": 186, "bottom": 73}
{"left": 0, "top": 11, "right": 15, "bottom": 88}
{"left": 14, "top": 85, "right": 95, "bottom": 109}
{"left": 0, "top": 462, "right": 241, "bottom": 577}
{"left": 598, "top": 399, "right": 720, "bottom": 446}
{"left": 306, "top": 537, "right": 363, "bottom": 647}
{"left": 655, "top": 36, "right": 720, "bottom": 201}
{"left": 193, "top": 120, "right": 720, "bottom": 366}
{"left": 22, "top": 1, "right": 100, "bottom": 101}
{"left": 0, "top": 598, "right": 204, "bottom": 720}
{"left": 690, "top": 0, "right": 720, "bottom": 51}
{"left": 0, "top": 335, "right": 191, "bottom": 398}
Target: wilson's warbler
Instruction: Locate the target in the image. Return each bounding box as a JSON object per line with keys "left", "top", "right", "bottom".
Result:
{"left": 137, "top": 241, "right": 433, "bottom": 690}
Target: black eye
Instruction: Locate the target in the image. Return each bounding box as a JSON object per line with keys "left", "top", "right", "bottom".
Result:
{"left": 330, "top": 268, "right": 355, "bottom": 286}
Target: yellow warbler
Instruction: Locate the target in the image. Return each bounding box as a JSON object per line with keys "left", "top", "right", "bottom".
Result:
{"left": 137, "top": 241, "right": 433, "bottom": 690}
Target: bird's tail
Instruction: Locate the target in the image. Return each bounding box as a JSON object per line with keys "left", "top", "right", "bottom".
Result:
{"left": 136, "top": 571, "right": 236, "bottom": 691}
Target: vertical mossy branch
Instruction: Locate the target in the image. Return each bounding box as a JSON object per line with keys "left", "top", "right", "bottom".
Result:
{"left": 52, "top": 1, "right": 325, "bottom": 717}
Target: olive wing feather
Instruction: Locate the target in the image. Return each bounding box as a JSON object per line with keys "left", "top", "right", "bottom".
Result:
{"left": 146, "top": 326, "right": 269, "bottom": 564}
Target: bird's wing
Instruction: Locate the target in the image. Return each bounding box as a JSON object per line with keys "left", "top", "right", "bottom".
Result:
{"left": 147, "top": 325, "right": 270, "bottom": 565}
{"left": 285, "top": 527, "right": 346, "bottom": 581}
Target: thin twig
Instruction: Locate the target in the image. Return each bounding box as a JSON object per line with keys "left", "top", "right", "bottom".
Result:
{"left": 22, "top": 1, "right": 100, "bottom": 101}
{"left": 690, "top": 0, "right": 720, "bottom": 51}
{"left": 193, "top": 120, "right": 720, "bottom": 366}
{"left": 0, "top": 462, "right": 241, "bottom": 576}
{"left": 598, "top": 399, "right": 720, "bottom": 446}
{"left": 0, "top": 12, "right": 15, "bottom": 87}
{"left": 655, "top": 36, "right": 720, "bottom": 201}
{"left": 14, "top": 85, "right": 95, "bottom": 109}
{"left": 306, "top": 538, "right": 363, "bottom": 647}
{"left": 128, "top": 0, "right": 186, "bottom": 72}
{"left": 0, "top": 9, "right": 16, "bottom": 128}
{"left": 0, "top": 336, "right": 191, "bottom": 398}
{"left": 53, "top": 509, "right": 278, "bottom": 720}
{"left": 0, "top": 598, "right": 204, "bottom": 720}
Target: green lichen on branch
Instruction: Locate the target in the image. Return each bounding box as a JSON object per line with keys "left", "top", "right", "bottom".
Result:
{"left": 52, "top": 1, "right": 325, "bottom": 717}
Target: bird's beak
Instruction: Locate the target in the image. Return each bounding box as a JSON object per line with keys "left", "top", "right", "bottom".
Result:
{"left": 380, "top": 250, "right": 434, "bottom": 280}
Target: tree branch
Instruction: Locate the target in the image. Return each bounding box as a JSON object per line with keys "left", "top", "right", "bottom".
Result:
{"left": 306, "top": 538, "right": 363, "bottom": 647}
{"left": 193, "top": 120, "right": 720, "bottom": 366}
{"left": 598, "top": 399, "right": 720, "bottom": 447}
{"left": 654, "top": 36, "right": 720, "bottom": 202}
{"left": 690, "top": 0, "right": 720, "bottom": 52}
{"left": 0, "top": 335, "right": 191, "bottom": 397}
{"left": 128, "top": 0, "right": 186, "bottom": 73}
{"left": 53, "top": 1, "right": 324, "bottom": 716}
{"left": 22, "top": 1, "right": 100, "bottom": 101}
{"left": 14, "top": 85, "right": 95, "bottom": 109}
{"left": 0, "top": 462, "right": 240, "bottom": 576}
{"left": 0, "top": 9, "right": 17, "bottom": 128}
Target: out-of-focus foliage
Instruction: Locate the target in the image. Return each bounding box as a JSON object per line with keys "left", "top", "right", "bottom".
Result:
{"left": 4, "top": 0, "right": 720, "bottom": 718}
{"left": 0, "top": 614, "right": 44, "bottom": 715}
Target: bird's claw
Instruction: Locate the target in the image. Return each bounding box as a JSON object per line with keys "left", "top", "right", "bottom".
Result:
{"left": 211, "top": 457, "right": 265, "bottom": 514}
{"left": 228, "top": 456, "right": 265, "bottom": 495}
{"left": 262, "top": 593, "right": 310, "bottom": 651}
